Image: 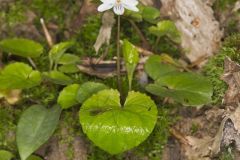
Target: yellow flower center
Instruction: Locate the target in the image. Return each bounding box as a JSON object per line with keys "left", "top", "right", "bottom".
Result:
{"left": 116, "top": 0, "right": 121, "bottom": 4}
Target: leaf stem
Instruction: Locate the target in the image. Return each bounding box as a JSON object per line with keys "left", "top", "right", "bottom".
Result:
{"left": 117, "top": 15, "right": 123, "bottom": 95}
{"left": 28, "top": 57, "right": 37, "bottom": 69}
{"left": 129, "top": 20, "right": 151, "bottom": 49}
{"left": 153, "top": 36, "right": 160, "bottom": 51}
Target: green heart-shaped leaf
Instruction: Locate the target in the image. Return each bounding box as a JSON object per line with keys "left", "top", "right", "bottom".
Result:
{"left": 149, "top": 20, "right": 181, "bottom": 43}
{"left": 0, "top": 150, "right": 14, "bottom": 160}
{"left": 58, "top": 64, "right": 79, "bottom": 73}
{"left": 0, "top": 38, "right": 43, "bottom": 58}
{"left": 17, "top": 105, "right": 61, "bottom": 160}
{"left": 58, "top": 84, "right": 80, "bottom": 109}
{"left": 43, "top": 71, "right": 73, "bottom": 85}
{"left": 76, "top": 82, "right": 108, "bottom": 103}
{"left": 26, "top": 155, "right": 42, "bottom": 160}
{"left": 58, "top": 54, "right": 80, "bottom": 65}
{"left": 145, "top": 55, "right": 177, "bottom": 80}
{"left": 146, "top": 72, "right": 213, "bottom": 106}
{"left": 142, "top": 6, "right": 160, "bottom": 24}
{"left": 79, "top": 89, "right": 158, "bottom": 154}
{"left": 124, "top": 6, "right": 143, "bottom": 22}
{"left": 0, "top": 63, "right": 41, "bottom": 89}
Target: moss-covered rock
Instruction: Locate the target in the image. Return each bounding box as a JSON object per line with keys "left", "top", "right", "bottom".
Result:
{"left": 202, "top": 33, "right": 240, "bottom": 104}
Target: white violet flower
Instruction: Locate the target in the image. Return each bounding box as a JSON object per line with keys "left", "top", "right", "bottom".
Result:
{"left": 98, "top": 0, "right": 139, "bottom": 15}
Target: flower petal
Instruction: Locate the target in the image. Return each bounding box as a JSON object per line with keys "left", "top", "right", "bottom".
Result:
{"left": 122, "top": 0, "right": 138, "bottom": 6}
{"left": 122, "top": 3, "right": 139, "bottom": 12}
{"left": 113, "top": 5, "right": 125, "bottom": 15}
{"left": 98, "top": 3, "right": 114, "bottom": 12}
{"left": 100, "top": 0, "right": 115, "bottom": 4}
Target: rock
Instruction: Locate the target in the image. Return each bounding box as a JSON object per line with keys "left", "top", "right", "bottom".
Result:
{"left": 160, "top": 0, "right": 223, "bottom": 67}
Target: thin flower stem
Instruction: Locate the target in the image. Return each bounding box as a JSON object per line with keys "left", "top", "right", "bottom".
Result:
{"left": 117, "top": 15, "right": 123, "bottom": 96}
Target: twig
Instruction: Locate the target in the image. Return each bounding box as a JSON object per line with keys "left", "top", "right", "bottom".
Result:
{"left": 169, "top": 127, "right": 190, "bottom": 146}
{"left": 188, "top": 55, "right": 209, "bottom": 68}
{"left": 129, "top": 20, "right": 151, "bottom": 49}
{"left": 135, "top": 45, "right": 154, "bottom": 56}
{"left": 40, "top": 18, "right": 54, "bottom": 47}
{"left": 120, "top": 40, "right": 154, "bottom": 56}
{"left": 96, "top": 45, "right": 110, "bottom": 64}
{"left": 77, "top": 57, "right": 146, "bottom": 79}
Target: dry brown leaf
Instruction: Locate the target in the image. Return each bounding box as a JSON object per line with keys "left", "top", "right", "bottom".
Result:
{"left": 180, "top": 107, "right": 240, "bottom": 159}
{"left": 185, "top": 136, "right": 213, "bottom": 160}
{"left": 0, "top": 89, "right": 21, "bottom": 105}
{"left": 168, "top": 60, "right": 240, "bottom": 159}
{"left": 221, "top": 57, "right": 240, "bottom": 106}
{"left": 77, "top": 56, "right": 148, "bottom": 79}
{"left": 230, "top": 107, "right": 240, "bottom": 133}
{"left": 94, "top": 11, "right": 115, "bottom": 54}
{"left": 183, "top": 107, "right": 240, "bottom": 159}
{"left": 169, "top": 107, "right": 225, "bottom": 159}
{"left": 233, "top": 1, "right": 240, "bottom": 12}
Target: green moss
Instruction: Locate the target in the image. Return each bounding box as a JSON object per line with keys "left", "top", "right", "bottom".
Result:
{"left": 190, "top": 123, "right": 200, "bottom": 135}
{"left": 213, "top": 0, "right": 238, "bottom": 11}
{"left": 30, "top": 0, "right": 80, "bottom": 28}
{"left": 33, "top": 51, "right": 51, "bottom": 72}
{"left": 0, "top": 1, "right": 26, "bottom": 29}
{"left": 225, "top": 18, "right": 240, "bottom": 35}
{"left": 31, "top": 0, "right": 64, "bottom": 22}
{"left": 219, "top": 148, "right": 234, "bottom": 160}
{"left": 223, "top": 33, "right": 240, "bottom": 51}
{"left": 0, "top": 0, "right": 81, "bottom": 38}
{"left": 55, "top": 110, "right": 82, "bottom": 159}
{"left": 22, "top": 84, "right": 58, "bottom": 106}
{"left": 0, "top": 105, "right": 21, "bottom": 152}
{"left": 88, "top": 147, "right": 123, "bottom": 160}
{"left": 73, "top": 15, "right": 102, "bottom": 57}
{"left": 202, "top": 33, "right": 240, "bottom": 104}
{"left": 121, "top": 19, "right": 142, "bottom": 45}
{"left": 133, "top": 107, "right": 172, "bottom": 160}
{"left": 213, "top": 0, "right": 239, "bottom": 35}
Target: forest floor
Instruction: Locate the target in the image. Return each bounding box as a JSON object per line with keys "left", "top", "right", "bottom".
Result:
{"left": 1, "top": 0, "right": 240, "bottom": 160}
